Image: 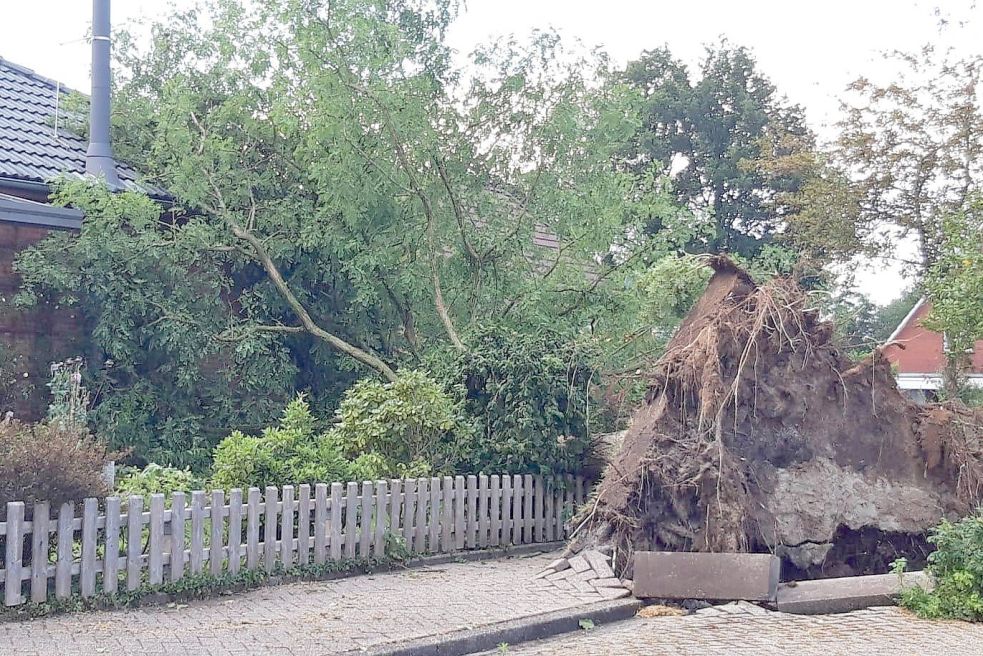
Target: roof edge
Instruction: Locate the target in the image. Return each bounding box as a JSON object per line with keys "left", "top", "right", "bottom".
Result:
{"left": 0, "top": 194, "right": 82, "bottom": 230}
{"left": 884, "top": 297, "right": 927, "bottom": 345}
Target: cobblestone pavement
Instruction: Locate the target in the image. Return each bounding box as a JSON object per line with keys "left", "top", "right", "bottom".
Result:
{"left": 1, "top": 551, "right": 609, "bottom": 656}
{"left": 485, "top": 601, "right": 983, "bottom": 655}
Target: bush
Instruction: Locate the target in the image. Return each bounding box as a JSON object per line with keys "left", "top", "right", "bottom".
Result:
{"left": 898, "top": 512, "right": 983, "bottom": 621}
{"left": 327, "top": 370, "right": 463, "bottom": 477}
{"left": 211, "top": 397, "right": 352, "bottom": 489}
{"left": 115, "top": 463, "right": 201, "bottom": 503}
{"left": 0, "top": 420, "right": 115, "bottom": 517}
{"left": 428, "top": 324, "right": 596, "bottom": 475}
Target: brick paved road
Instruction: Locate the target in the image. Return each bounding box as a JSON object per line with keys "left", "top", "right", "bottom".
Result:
{"left": 1, "top": 551, "right": 608, "bottom": 656}
{"left": 487, "top": 601, "right": 983, "bottom": 655}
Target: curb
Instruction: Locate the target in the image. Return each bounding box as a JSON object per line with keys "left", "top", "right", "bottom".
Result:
{"left": 359, "top": 598, "right": 642, "bottom": 656}
{"left": 773, "top": 571, "right": 932, "bottom": 615}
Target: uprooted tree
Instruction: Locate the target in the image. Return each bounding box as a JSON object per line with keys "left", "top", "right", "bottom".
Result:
{"left": 568, "top": 258, "right": 983, "bottom": 578}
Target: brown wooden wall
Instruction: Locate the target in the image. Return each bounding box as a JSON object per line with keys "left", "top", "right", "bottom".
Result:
{"left": 0, "top": 222, "right": 85, "bottom": 420}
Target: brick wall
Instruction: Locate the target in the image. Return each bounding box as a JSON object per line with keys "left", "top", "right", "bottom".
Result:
{"left": 0, "top": 221, "right": 85, "bottom": 419}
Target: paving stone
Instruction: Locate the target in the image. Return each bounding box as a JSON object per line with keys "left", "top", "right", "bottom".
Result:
{"left": 567, "top": 554, "right": 590, "bottom": 573}
{"left": 633, "top": 551, "right": 780, "bottom": 602}
{"left": 596, "top": 587, "right": 631, "bottom": 600}
{"left": 590, "top": 577, "right": 623, "bottom": 588}
{"left": 546, "top": 558, "right": 570, "bottom": 572}
{"left": 582, "top": 551, "right": 615, "bottom": 579}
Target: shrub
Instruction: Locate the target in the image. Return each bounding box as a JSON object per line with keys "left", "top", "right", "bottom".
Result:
{"left": 0, "top": 420, "right": 116, "bottom": 517}
{"left": 115, "top": 463, "right": 201, "bottom": 503}
{"left": 211, "top": 397, "right": 352, "bottom": 489}
{"left": 327, "top": 370, "right": 463, "bottom": 477}
{"left": 428, "top": 324, "right": 596, "bottom": 475}
{"left": 898, "top": 512, "right": 983, "bottom": 621}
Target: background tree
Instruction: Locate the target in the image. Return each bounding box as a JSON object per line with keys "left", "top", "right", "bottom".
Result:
{"left": 621, "top": 43, "right": 818, "bottom": 259}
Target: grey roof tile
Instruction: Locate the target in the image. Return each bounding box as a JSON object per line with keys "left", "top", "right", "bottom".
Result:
{"left": 0, "top": 57, "right": 160, "bottom": 195}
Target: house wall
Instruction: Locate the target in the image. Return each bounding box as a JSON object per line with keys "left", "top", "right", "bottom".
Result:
{"left": 882, "top": 300, "right": 983, "bottom": 374}
{"left": 0, "top": 221, "right": 85, "bottom": 419}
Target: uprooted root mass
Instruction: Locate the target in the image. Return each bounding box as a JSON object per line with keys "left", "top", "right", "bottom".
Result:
{"left": 569, "top": 258, "right": 983, "bottom": 578}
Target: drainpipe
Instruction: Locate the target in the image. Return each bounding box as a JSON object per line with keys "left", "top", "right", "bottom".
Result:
{"left": 85, "top": 0, "right": 121, "bottom": 188}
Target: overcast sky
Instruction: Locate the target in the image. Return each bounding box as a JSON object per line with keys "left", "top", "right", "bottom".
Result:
{"left": 1, "top": 0, "right": 979, "bottom": 303}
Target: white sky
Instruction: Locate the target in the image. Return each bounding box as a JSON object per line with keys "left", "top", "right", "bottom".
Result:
{"left": 1, "top": 0, "right": 979, "bottom": 303}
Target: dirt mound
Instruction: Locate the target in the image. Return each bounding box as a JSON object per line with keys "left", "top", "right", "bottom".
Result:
{"left": 570, "top": 258, "right": 983, "bottom": 578}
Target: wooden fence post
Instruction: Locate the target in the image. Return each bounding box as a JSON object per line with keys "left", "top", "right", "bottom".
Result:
{"left": 190, "top": 491, "right": 206, "bottom": 576}
{"left": 440, "top": 476, "right": 454, "bottom": 553}
{"left": 263, "top": 486, "right": 278, "bottom": 572}
{"left": 500, "top": 475, "right": 513, "bottom": 547}
{"left": 211, "top": 489, "right": 226, "bottom": 575}
{"left": 428, "top": 477, "right": 440, "bottom": 553}
{"left": 329, "top": 483, "right": 343, "bottom": 561}
{"left": 280, "top": 486, "right": 295, "bottom": 568}
{"left": 149, "top": 494, "right": 166, "bottom": 585}
{"left": 490, "top": 475, "right": 501, "bottom": 547}
{"left": 80, "top": 498, "right": 99, "bottom": 598}
{"left": 522, "top": 475, "right": 533, "bottom": 544}
{"left": 127, "top": 495, "right": 145, "bottom": 590}
{"left": 511, "top": 475, "right": 523, "bottom": 545}
{"left": 414, "top": 478, "right": 428, "bottom": 553}
{"left": 478, "top": 475, "right": 489, "bottom": 548}
{"left": 297, "top": 484, "right": 311, "bottom": 566}
{"left": 359, "top": 481, "right": 373, "bottom": 558}
{"left": 402, "top": 478, "right": 416, "bottom": 550}
{"left": 344, "top": 482, "right": 358, "bottom": 559}
{"left": 228, "top": 489, "right": 243, "bottom": 574}
{"left": 103, "top": 496, "right": 121, "bottom": 594}
{"left": 314, "top": 483, "right": 328, "bottom": 565}
{"left": 453, "top": 476, "right": 465, "bottom": 551}
{"left": 55, "top": 502, "right": 74, "bottom": 599}
{"left": 246, "top": 488, "right": 261, "bottom": 570}
{"left": 388, "top": 479, "right": 402, "bottom": 548}
{"left": 466, "top": 475, "right": 478, "bottom": 549}
{"left": 545, "top": 478, "right": 555, "bottom": 542}
{"left": 30, "top": 501, "right": 50, "bottom": 603}
{"left": 4, "top": 502, "right": 24, "bottom": 606}
{"left": 171, "top": 492, "right": 186, "bottom": 581}
{"left": 374, "top": 481, "right": 388, "bottom": 558}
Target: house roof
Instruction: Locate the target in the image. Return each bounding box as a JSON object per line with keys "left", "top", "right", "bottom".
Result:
{"left": 0, "top": 193, "right": 82, "bottom": 230}
{"left": 882, "top": 296, "right": 983, "bottom": 378}
{"left": 0, "top": 57, "right": 156, "bottom": 195}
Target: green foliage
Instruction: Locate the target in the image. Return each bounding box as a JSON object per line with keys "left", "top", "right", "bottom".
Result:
{"left": 115, "top": 463, "right": 200, "bottom": 504}
{"left": 898, "top": 512, "right": 983, "bottom": 621}
{"left": 45, "top": 358, "right": 89, "bottom": 433}
{"left": 638, "top": 255, "right": 712, "bottom": 327}
{"left": 429, "top": 324, "right": 595, "bottom": 475}
{"left": 211, "top": 397, "right": 351, "bottom": 489}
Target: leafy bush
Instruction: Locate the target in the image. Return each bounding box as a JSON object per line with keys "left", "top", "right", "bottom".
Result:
{"left": 327, "top": 370, "right": 463, "bottom": 477}
{"left": 211, "top": 397, "right": 353, "bottom": 489}
{"left": 0, "top": 420, "right": 116, "bottom": 517}
{"left": 115, "top": 463, "right": 201, "bottom": 503}
{"left": 898, "top": 512, "right": 983, "bottom": 620}
{"left": 638, "top": 255, "right": 713, "bottom": 327}
{"left": 429, "top": 324, "right": 595, "bottom": 475}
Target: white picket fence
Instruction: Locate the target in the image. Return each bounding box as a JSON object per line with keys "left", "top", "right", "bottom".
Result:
{"left": 0, "top": 474, "right": 584, "bottom": 607}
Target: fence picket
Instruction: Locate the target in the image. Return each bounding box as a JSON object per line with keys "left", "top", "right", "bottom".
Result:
{"left": 149, "top": 494, "right": 165, "bottom": 585}
{"left": 4, "top": 502, "right": 24, "bottom": 606}
{"left": 190, "top": 492, "right": 208, "bottom": 576}
{"left": 575, "top": 475, "right": 584, "bottom": 507}
{"left": 522, "top": 475, "right": 533, "bottom": 544}
{"left": 440, "top": 476, "right": 453, "bottom": 552}
{"left": 314, "top": 484, "right": 328, "bottom": 565}
{"left": 30, "top": 501, "right": 50, "bottom": 603}
{"left": 533, "top": 475, "right": 545, "bottom": 543}
{"left": 511, "top": 475, "right": 523, "bottom": 545}
{"left": 55, "top": 502, "right": 73, "bottom": 599}
{"left": 211, "top": 490, "right": 225, "bottom": 575}
{"left": 428, "top": 477, "right": 440, "bottom": 553}
{"left": 466, "top": 476, "right": 478, "bottom": 548}
{"left": 478, "top": 475, "right": 489, "bottom": 548}
{"left": 263, "top": 487, "right": 278, "bottom": 573}
{"left": 246, "top": 488, "right": 260, "bottom": 570}
{"left": 171, "top": 492, "right": 186, "bottom": 582}
{"left": 388, "top": 479, "right": 402, "bottom": 548}
{"left": 402, "top": 479, "right": 416, "bottom": 550}
{"left": 297, "top": 485, "right": 311, "bottom": 566}
{"left": 280, "top": 486, "right": 294, "bottom": 567}
{"left": 358, "top": 481, "right": 372, "bottom": 558}
{"left": 414, "top": 478, "right": 429, "bottom": 553}
{"left": 329, "top": 483, "right": 343, "bottom": 561}
{"left": 374, "top": 481, "right": 388, "bottom": 558}
{"left": 104, "top": 496, "right": 122, "bottom": 593}
{"left": 553, "top": 481, "right": 563, "bottom": 539}
{"left": 127, "top": 495, "right": 144, "bottom": 590}
{"left": 344, "top": 482, "right": 358, "bottom": 559}
{"left": 453, "top": 476, "right": 465, "bottom": 550}
{"left": 80, "top": 498, "right": 99, "bottom": 598}
{"left": 544, "top": 479, "right": 554, "bottom": 542}
{"left": 490, "top": 476, "right": 501, "bottom": 547}
{"left": 500, "top": 476, "right": 512, "bottom": 546}
{"left": 228, "top": 489, "right": 243, "bottom": 574}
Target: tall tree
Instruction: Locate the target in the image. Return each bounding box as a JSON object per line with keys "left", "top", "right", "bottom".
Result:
{"left": 622, "top": 43, "right": 816, "bottom": 258}
{"left": 836, "top": 47, "right": 983, "bottom": 272}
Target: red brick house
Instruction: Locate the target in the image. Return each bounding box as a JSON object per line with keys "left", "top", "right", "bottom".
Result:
{"left": 882, "top": 297, "right": 983, "bottom": 401}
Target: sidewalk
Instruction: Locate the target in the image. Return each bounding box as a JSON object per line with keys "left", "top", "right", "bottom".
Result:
{"left": 0, "top": 550, "right": 609, "bottom": 656}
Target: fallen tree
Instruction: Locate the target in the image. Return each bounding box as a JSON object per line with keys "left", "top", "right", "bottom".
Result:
{"left": 568, "top": 258, "right": 983, "bottom": 579}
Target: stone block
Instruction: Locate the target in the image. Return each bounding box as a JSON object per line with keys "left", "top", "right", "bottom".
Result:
{"left": 632, "top": 551, "right": 781, "bottom": 602}
{"left": 775, "top": 571, "right": 932, "bottom": 615}
{"left": 597, "top": 586, "right": 631, "bottom": 599}
{"left": 583, "top": 551, "right": 615, "bottom": 579}
{"left": 546, "top": 558, "right": 570, "bottom": 572}
{"left": 591, "top": 577, "right": 623, "bottom": 588}
{"left": 567, "top": 554, "right": 591, "bottom": 573}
